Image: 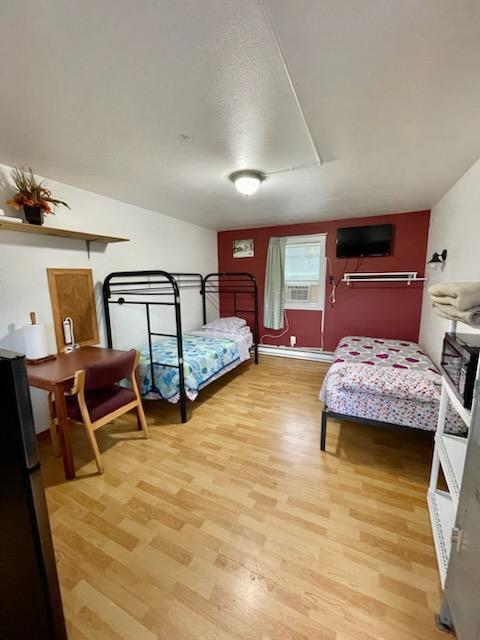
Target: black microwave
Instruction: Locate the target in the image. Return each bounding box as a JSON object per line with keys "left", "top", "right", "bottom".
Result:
{"left": 441, "top": 333, "right": 480, "bottom": 409}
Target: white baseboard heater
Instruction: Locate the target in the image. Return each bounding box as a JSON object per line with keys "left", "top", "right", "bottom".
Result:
{"left": 258, "top": 345, "right": 334, "bottom": 362}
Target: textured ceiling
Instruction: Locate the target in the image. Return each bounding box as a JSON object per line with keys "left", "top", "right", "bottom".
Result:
{"left": 1, "top": 0, "right": 480, "bottom": 229}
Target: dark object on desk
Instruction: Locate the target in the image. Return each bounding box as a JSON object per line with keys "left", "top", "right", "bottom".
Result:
{"left": 0, "top": 349, "right": 67, "bottom": 640}
{"left": 26, "top": 353, "right": 57, "bottom": 365}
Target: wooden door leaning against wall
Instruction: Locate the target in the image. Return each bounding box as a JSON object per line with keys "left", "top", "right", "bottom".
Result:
{"left": 47, "top": 268, "right": 100, "bottom": 353}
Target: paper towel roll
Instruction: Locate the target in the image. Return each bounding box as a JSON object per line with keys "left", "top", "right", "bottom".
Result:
{"left": 23, "top": 323, "right": 49, "bottom": 360}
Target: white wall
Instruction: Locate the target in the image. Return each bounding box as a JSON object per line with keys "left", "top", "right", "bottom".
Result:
{"left": 0, "top": 163, "right": 217, "bottom": 431}
{"left": 419, "top": 157, "right": 480, "bottom": 364}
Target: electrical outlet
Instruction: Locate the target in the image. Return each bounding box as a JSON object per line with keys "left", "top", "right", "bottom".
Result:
{"left": 290, "top": 336, "right": 297, "bottom": 347}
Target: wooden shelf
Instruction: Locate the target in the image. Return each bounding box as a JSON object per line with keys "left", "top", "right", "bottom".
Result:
{"left": 0, "top": 218, "right": 128, "bottom": 244}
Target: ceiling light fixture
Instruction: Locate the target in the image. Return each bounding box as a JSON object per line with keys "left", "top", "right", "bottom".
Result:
{"left": 229, "top": 170, "right": 265, "bottom": 196}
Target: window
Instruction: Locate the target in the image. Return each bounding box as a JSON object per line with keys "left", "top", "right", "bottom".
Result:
{"left": 284, "top": 235, "right": 326, "bottom": 310}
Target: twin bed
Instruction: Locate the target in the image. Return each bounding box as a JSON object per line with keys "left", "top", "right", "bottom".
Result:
{"left": 103, "top": 271, "right": 258, "bottom": 422}
{"left": 320, "top": 336, "right": 466, "bottom": 449}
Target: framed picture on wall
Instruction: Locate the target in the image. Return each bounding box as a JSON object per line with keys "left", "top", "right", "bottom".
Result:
{"left": 233, "top": 238, "right": 254, "bottom": 258}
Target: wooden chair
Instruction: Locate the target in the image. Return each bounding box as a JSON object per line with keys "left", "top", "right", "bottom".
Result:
{"left": 49, "top": 349, "right": 149, "bottom": 474}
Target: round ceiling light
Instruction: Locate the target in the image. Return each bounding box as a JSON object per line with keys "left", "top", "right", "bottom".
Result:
{"left": 229, "top": 170, "right": 265, "bottom": 196}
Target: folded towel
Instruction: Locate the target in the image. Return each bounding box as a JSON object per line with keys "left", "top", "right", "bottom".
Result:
{"left": 429, "top": 282, "right": 480, "bottom": 311}
{"left": 432, "top": 302, "right": 480, "bottom": 325}
{"left": 430, "top": 293, "right": 480, "bottom": 311}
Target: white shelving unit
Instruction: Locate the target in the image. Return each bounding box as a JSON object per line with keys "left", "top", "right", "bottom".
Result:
{"left": 428, "top": 319, "right": 478, "bottom": 588}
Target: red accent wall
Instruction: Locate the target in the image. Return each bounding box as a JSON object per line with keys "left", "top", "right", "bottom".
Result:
{"left": 217, "top": 210, "right": 430, "bottom": 352}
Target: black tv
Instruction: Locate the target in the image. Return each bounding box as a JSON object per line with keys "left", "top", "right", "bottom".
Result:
{"left": 336, "top": 224, "right": 393, "bottom": 258}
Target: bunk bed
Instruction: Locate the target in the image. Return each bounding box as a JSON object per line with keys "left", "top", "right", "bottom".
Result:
{"left": 102, "top": 271, "right": 259, "bottom": 423}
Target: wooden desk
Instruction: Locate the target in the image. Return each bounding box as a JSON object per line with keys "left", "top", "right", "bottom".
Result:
{"left": 27, "top": 346, "right": 128, "bottom": 479}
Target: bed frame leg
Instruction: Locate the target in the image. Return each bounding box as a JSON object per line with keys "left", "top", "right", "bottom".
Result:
{"left": 320, "top": 410, "right": 327, "bottom": 451}
{"left": 179, "top": 396, "right": 187, "bottom": 423}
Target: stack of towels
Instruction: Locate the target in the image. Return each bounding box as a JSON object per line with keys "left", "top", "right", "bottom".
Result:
{"left": 429, "top": 282, "right": 480, "bottom": 325}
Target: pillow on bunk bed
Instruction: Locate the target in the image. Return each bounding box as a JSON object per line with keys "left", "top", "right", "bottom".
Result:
{"left": 203, "top": 316, "right": 247, "bottom": 332}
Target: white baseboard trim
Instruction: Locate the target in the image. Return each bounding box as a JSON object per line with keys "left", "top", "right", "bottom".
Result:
{"left": 258, "top": 345, "right": 334, "bottom": 362}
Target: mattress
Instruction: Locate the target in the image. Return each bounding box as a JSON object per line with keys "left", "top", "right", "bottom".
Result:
{"left": 320, "top": 336, "right": 466, "bottom": 434}
{"left": 139, "top": 328, "right": 252, "bottom": 403}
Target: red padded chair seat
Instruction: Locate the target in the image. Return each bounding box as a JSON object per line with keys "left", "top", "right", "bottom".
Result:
{"left": 66, "top": 386, "right": 136, "bottom": 423}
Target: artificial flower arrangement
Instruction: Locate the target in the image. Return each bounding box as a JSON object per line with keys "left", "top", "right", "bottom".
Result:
{"left": 6, "top": 167, "right": 69, "bottom": 225}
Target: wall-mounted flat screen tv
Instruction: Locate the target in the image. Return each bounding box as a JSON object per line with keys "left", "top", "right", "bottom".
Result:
{"left": 336, "top": 224, "right": 393, "bottom": 258}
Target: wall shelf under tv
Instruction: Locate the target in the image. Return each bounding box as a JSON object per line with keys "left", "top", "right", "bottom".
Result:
{"left": 342, "top": 271, "right": 427, "bottom": 285}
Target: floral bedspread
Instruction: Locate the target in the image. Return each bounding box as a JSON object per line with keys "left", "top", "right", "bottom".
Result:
{"left": 139, "top": 334, "right": 241, "bottom": 403}
{"left": 320, "top": 336, "right": 466, "bottom": 434}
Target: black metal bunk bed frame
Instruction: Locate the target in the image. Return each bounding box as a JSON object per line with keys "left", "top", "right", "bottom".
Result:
{"left": 102, "top": 271, "right": 259, "bottom": 424}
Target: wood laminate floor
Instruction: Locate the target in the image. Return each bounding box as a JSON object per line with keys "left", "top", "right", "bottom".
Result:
{"left": 40, "top": 355, "right": 445, "bottom": 640}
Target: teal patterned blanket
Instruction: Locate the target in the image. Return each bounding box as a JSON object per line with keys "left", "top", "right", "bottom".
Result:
{"left": 139, "top": 334, "right": 240, "bottom": 402}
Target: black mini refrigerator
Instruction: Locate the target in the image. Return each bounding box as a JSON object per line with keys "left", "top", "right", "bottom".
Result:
{"left": 0, "top": 349, "right": 67, "bottom": 640}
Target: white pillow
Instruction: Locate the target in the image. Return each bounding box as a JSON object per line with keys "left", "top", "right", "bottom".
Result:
{"left": 203, "top": 316, "right": 247, "bottom": 332}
